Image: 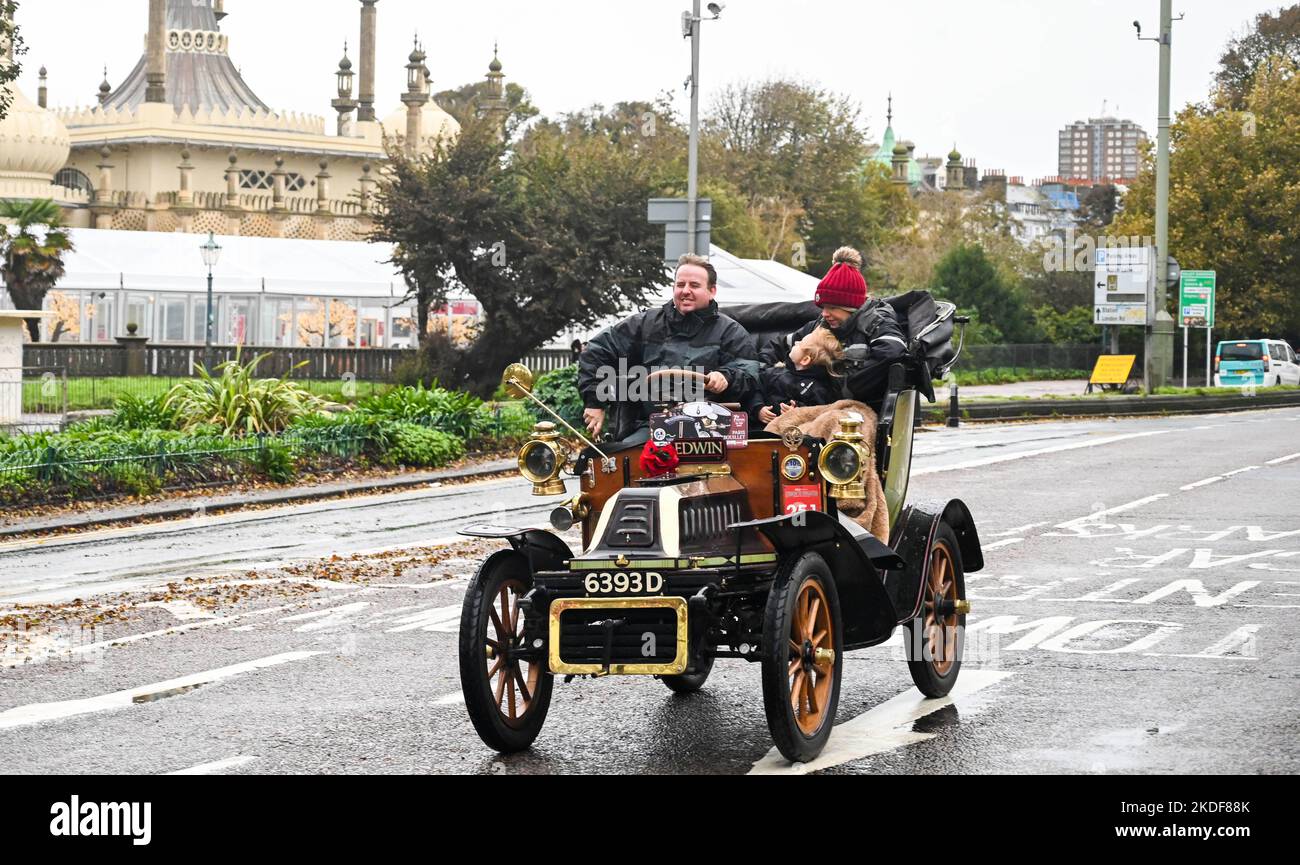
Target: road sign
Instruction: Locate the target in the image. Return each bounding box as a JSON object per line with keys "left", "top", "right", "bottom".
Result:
{"left": 1093, "top": 246, "right": 1153, "bottom": 326}
{"left": 1089, "top": 354, "right": 1136, "bottom": 385}
{"left": 1178, "top": 270, "right": 1216, "bottom": 328}
{"left": 648, "top": 197, "right": 712, "bottom": 262}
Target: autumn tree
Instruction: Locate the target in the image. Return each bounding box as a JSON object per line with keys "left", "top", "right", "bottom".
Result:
{"left": 0, "top": 1, "right": 23, "bottom": 121}
{"left": 373, "top": 108, "right": 668, "bottom": 396}
{"left": 1112, "top": 59, "right": 1300, "bottom": 340}
{"left": 932, "top": 243, "right": 1037, "bottom": 344}
{"left": 1215, "top": 4, "right": 1300, "bottom": 110}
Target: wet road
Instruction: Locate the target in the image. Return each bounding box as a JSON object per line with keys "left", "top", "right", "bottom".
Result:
{"left": 1, "top": 407, "right": 1297, "bottom": 774}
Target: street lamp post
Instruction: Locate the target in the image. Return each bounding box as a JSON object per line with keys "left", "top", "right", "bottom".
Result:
{"left": 682, "top": 2, "right": 723, "bottom": 255}
{"left": 199, "top": 231, "right": 222, "bottom": 369}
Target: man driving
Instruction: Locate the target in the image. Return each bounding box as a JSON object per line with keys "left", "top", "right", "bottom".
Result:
{"left": 578, "top": 253, "right": 759, "bottom": 444}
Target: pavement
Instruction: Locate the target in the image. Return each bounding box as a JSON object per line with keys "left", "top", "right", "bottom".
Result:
{"left": 1, "top": 406, "right": 1297, "bottom": 774}
{"left": 958, "top": 379, "right": 1091, "bottom": 399}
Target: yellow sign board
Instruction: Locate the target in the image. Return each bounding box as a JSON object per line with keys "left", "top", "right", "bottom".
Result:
{"left": 1089, "top": 354, "right": 1136, "bottom": 385}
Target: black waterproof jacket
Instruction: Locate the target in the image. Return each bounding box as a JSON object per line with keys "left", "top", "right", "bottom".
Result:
{"left": 758, "top": 299, "right": 908, "bottom": 410}
{"left": 577, "top": 300, "right": 759, "bottom": 434}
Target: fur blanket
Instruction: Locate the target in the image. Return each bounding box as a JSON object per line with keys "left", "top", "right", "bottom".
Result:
{"left": 764, "top": 399, "right": 890, "bottom": 542}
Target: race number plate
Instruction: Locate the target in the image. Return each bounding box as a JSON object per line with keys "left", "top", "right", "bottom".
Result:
{"left": 782, "top": 484, "right": 821, "bottom": 516}
{"left": 582, "top": 570, "right": 664, "bottom": 596}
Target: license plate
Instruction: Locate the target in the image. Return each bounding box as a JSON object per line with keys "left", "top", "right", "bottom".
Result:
{"left": 581, "top": 570, "right": 664, "bottom": 595}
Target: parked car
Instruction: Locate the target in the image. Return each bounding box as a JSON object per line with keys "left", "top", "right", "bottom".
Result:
{"left": 456, "top": 293, "right": 982, "bottom": 763}
{"left": 1213, "top": 339, "right": 1300, "bottom": 387}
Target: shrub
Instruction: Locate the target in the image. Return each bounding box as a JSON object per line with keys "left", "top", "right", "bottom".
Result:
{"left": 383, "top": 422, "right": 465, "bottom": 468}
{"left": 110, "top": 393, "right": 180, "bottom": 430}
{"left": 355, "top": 383, "right": 486, "bottom": 439}
{"left": 255, "top": 438, "right": 297, "bottom": 484}
{"left": 164, "top": 351, "right": 337, "bottom": 434}
{"left": 526, "top": 364, "right": 584, "bottom": 431}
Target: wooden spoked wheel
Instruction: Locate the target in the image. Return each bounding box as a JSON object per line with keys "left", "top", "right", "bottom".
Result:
{"left": 924, "top": 541, "right": 959, "bottom": 676}
{"left": 459, "top": 551, "right": 552, "bottom": 752}
{"left": 762, "top": 552, "right": 842, "bottom": 763}
{"left": 486, "top": 578, "right": 541, "bottom": 729}
{"left": 788, "top": 579, "right": 835, "bottom": 735}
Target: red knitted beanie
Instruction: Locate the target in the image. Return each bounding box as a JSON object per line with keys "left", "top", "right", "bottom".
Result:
{"left": 813, "top": 247, "right": 867, "bottom": 309}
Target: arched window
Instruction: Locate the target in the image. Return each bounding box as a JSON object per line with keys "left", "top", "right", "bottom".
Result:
{"left": 54, "top": 167, "right": 95, "bottom": 197}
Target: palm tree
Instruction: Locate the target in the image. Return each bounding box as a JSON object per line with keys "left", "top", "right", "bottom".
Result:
{"left": 0, "top": 198, "right": 74, "bottom": 341}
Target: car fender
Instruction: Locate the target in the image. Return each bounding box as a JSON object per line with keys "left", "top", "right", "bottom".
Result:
{"left": 888, "top": 499, "right": 983, "bottom": 623}
{"left": 458, "top": 523, "right": 573, "bottom": 573}
{"left": 731, "top": 511, "right": 897, "bottom": 649}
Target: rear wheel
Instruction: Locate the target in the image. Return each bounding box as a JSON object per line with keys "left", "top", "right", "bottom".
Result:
{"left": 761, "top": 552, "right": 842, "bottom": 763}
{"left": 660, "top": 655, "right": 714, "bottom": 694}
{"left": 904, "top": 522, "right": 966, "bottom": 697}
{"left": 458, "top": 552, "right": 553, "bottom": 752}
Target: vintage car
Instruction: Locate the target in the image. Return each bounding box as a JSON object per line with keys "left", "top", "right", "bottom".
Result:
{"left": 457, "top": 292, "right": 982, "bottom": 762}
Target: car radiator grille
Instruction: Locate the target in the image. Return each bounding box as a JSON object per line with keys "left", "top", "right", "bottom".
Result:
{"left": 680, "top": 498, "right": 743, "bottom": 546}
{"left": 557, "top": 606, "right": 678, "bottom": 666}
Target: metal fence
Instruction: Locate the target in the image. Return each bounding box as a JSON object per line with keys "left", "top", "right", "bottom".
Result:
{"left": 959, "top": 343, "right": 1103, "bottom": 373}
{"left": 0, "top": 425, "right": 381, "bottom": 505}
{"left": 22, "top": 343, "right": 410, "bottom": 381}
{"left": 0, "top": 367, "right": 69, "bottom": 435}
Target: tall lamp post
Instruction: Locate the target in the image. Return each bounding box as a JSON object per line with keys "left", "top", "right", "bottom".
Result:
{"left": 199, "top": 231, "right": 222, "bottom": 369}
{"left": 682, "top": 1, "right": 723, "bottom": 255}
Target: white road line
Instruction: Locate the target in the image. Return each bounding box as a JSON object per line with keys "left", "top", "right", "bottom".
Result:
{"left": 1055, "top": 494, "right": 1169, "bottom": 528}
{"left": 165, "top": 755, "right": 259, "bottom": 775}
{"left": 278, "top": 602, "right": 372, "bottom": 633}
{"left": 0, "top": 650, "right": 323, "bottom": 730}
{"left": 748, "top": 670, "right": 1014, "bottom": 775}
{"left": 912, "top": 429, "right": 1173, "bottom": 476}
{"left": 981, "top": 538, "right": 1023, "bottom": 550}
{"left": 385, "top": 604, "right": 462, "bottom": 633}
{"left": 1180, "top": 476, "right": 1224, "bottom": 491}
{"left": 1266, "top": 452, "right": 1300, "bottom": 465}
{"left": 988, "top": 522, "right": 1048, "bottom": 537}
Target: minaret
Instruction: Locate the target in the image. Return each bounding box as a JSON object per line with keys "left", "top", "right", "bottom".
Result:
{"left": 37, "top": 66, "right": 48, "bottom": 108}
{"left": 400, "top": 36, "right": 430, "bottom": 156}
{"left": 891, "top": 141, "right": 909, "bottom": 186}
{"left": 357, "top": 1, "right": 379, "bottom": 122}
{"left": 331, "top": 42, "right": 357, "bottom": 137}
{"left": 945, "top": 145, "right": 965, "bottom": 191}
{"left": 145, "top": 0, "right": 166, "bottom": 103}
{"left": 214, "top": 0, "right": 227, "bottom": 21}
{"left": 97, "top": 67, "right": 112, "bottom": 105}
{"left": 480, "top": 43, "right": 509, "bottom": 136}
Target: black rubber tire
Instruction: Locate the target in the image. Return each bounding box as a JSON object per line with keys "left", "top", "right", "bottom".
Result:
{"left": 661, "top": 655, "right": 714, "bottom": 694}
{"left": 760, "top": 551, "right": 843, "bottom": 763}
{"left": 458, "top": 551, "right": 553, "bottom": 753}
{"left": 903, "top": 521, "right": 966, "bottom": 698}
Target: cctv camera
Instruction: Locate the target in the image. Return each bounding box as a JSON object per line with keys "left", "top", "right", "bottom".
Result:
{"left": 707, "top": 2, "right": 725, "bottom": 17}
{"left": 1132, "top": 20, "right": 1141, "bottom": 33}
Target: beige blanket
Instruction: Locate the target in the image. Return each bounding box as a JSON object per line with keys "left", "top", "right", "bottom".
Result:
{"left": 764, "top": 399, "right": 890, "bottom": 542}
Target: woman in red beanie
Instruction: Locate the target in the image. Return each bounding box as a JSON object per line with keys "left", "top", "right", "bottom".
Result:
{"left": 758, "top": 246, "right": 908, "bottom": 411}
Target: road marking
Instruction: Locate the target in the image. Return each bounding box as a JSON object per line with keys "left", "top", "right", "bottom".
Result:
{"left": 1055, "top": 494, "right": 1169, "bottom": 528}
{"left": 913, "top": 429, "right": 1172, "bottom": 476}
{"left": 0, "top": 650, "right": 323, "bottom": 730}
{"left": 989, "top": 522, "right": 1048, "bottom": 537}
{"left": 279, "top": 602, "right": 372, "bottom": 632}
{"left": 165, "top": 755, "right": 259, "bottom": 775}
{"left": 385, "top": 604, "right": 462, "bottom": 634}
{"left": 1180, "top": 476, "right": 1224, "bottom": 490}
{"left": 981, "top": 538, "right": 1023, "bottom": 550}
{"left": 748, "top": 670, "right": 1014, "bottom": 775}
{"left": 432, "top": 692, "right": 465, "bottom": 706}
{"left": 1266, "top": 452, "right": 1300, "bottom": 465}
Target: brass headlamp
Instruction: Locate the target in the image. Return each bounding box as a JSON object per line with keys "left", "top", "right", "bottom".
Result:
{"left": 817, "top": 413, "right": 868, "bottom": 499}
{"left": 519, "top": 421, "right": 567, "bottom": 496}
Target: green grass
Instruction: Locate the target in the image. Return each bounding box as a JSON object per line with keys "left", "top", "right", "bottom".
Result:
{"left": 939, "top": 368, "right": 1090, "bottom": 387}
{"left": 21, "top": 376, "right": 395, "bottom": 412}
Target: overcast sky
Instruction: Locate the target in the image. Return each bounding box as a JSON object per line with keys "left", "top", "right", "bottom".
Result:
{"left": 12, "top": 0, "right": 1286, "bottom": 181}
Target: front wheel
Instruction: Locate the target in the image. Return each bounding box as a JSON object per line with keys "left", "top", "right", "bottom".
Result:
{"left": 458, "top": 551, "right": 553, "bottom": 752}
{"left": 903, "top": 521, "right": 966, "bottom": 697}
{"left": 761, "top": 552, "right": 843, "bottom": 763}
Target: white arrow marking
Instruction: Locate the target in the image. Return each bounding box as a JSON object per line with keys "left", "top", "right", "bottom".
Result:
{"left": 385, "top": 604, "right": 462, "bottom": 633}
{"left": 165, "top": 755, "right": 259, "bottom": 775}
{"left": 748, "top": 670, "right": 1014, "bottom": 775}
